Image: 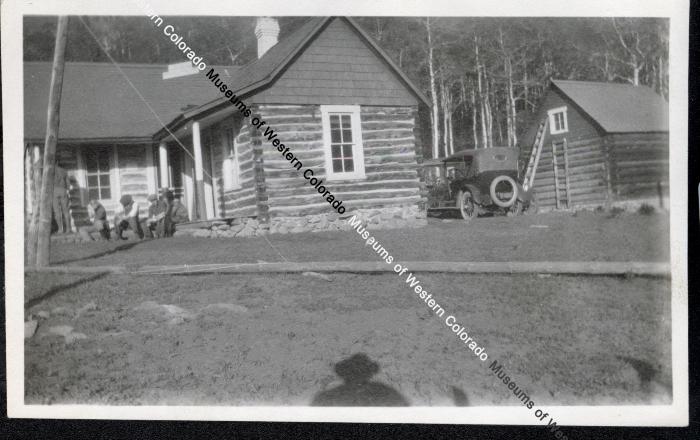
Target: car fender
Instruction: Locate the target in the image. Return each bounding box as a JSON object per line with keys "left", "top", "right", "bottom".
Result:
{"left": 458, "top": 184, "right": 484, "bottom": 204}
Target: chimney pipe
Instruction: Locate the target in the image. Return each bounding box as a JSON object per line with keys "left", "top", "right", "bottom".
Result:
{"left": 255, "top": 17, "right": 280, "bottom": 59}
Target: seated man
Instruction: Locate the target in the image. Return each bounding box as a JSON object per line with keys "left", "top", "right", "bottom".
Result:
{"left": 78, "top": 199, "right": 111, "bottom": 241}
{"left": 113, "top": 194, "right": 144, "bottom": 240}
{"left": 144, "top": 194, "right": 168, "bottom": 238}
{"left": 168, "top": 197, "right": 189, "bottom": 236}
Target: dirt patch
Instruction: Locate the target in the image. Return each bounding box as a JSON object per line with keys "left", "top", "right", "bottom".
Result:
{"left": 25, "top": 271, "right": 672, "bottom": 406}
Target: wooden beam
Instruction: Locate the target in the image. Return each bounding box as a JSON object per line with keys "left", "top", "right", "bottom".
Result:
{"left": 563, "top": 138, "right": 572, "bottom": 208}
{"left": 192, "top": 121, "right": 207, "bottom": 220}
{"left": 26, "top": 144, "right": 42, "bottom": 265}
{"left": 158, "top": 141, "right": 169, "bottom": 188}
{"left": 145, "top": 143, "right": 156, "bottom": 196}
{"left": 35, "top": 16, "right": 69, "bottom": 268}
{"left": 30, "top": 261, "right": 671, "bottom": 277}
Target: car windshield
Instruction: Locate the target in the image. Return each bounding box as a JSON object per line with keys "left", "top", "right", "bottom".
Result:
{"left": 448, "top": 156, "right": 474, "bottom": 180}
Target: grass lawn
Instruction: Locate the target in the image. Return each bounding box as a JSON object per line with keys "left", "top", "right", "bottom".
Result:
{"left": 25, "top": 271, "right": 672, "bottom": 406}
{"left": 48, "top": 211, "right": 670, "bottom": 267}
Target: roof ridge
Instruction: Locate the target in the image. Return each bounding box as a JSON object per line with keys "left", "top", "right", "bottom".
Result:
{"left": 24, "top": 60, "right": 241, "bottom": 70}
{"left": 24, "top": 60, "right": 170, "bottom": 69}
{"left": 552, "top": 78, "right": 644, "bottom": 87}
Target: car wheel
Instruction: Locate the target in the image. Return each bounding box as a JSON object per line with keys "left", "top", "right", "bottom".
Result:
{"left": 490, "top": 175, "right": 518, "bottom": 208}
{"left": 457, "top": 190, "right": 477, "bottom": 221}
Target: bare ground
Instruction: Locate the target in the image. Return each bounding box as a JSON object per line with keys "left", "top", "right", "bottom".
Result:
{"left": 25, "top": 210, "right": 672, "bottom": 406}
{"left": 25, "top": 271, "right": 672, "bottom": 406}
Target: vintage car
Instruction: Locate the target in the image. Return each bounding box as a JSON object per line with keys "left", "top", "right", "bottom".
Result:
{"left": 427, "top": 147, "right": 536, "bottom": 220}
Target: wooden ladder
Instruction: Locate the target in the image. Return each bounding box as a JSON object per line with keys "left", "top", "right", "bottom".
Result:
{"left": 552, "top": 138, "right": 571, "bottom": 209}
{"left": 522, "top": 118, "right": 548, "bottom": 191}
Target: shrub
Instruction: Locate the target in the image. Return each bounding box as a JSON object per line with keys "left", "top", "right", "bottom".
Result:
{"left": 638, "top": 203, "right": 656, "bottom": 216}
{"left": 607, "top": 206, "right": 626, "bottom": 218}
{"left": 426, "top": 178, "right": 450, "bottom": 208}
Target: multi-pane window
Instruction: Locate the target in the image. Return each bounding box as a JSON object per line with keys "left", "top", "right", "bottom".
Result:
{"left": 548, "top": 106, "right": 569, "bottom": 135}
{"left": 330, "top": 114, "right": 355, "bottom": 173}
{"left": 84, "top": 148, "right": 111, "bottom": 200}
{"left": 222, "top": 127, "right": 241, "bottom": 190}
{"left": 321, "top": 105, "right": 365, "bottom": 180}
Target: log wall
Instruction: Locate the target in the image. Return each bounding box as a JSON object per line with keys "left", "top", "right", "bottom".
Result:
{"left": 530, "top": 136, "right": 609, "bottom": 209}
{"left": 116, "top": 144, "right": 151, "bottom": 206}
{"left": 257, "top": 104, "right": 424, "bottom": 219}
{"left": 528, "top": 131, "right": 669, "bottom": 209}
{"left": 521, "top": 88, "right": 669, "bottom": 209}
{"left": 208, "top": 117, "right": 258, "bottom": 218}
{"left": 607, "top": 132, "right": 669, "bottom": 201}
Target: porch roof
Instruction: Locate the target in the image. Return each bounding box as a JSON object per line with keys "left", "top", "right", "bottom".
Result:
{"left": 24, "top": 61, "right": 237, "bottom": 142}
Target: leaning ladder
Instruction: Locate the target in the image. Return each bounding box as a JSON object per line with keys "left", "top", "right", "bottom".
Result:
{"left": 522, "top": 118, "right": 548, "bottom": 191}
{"left": 552, "top": 138, "right": 572, "bottom": 209}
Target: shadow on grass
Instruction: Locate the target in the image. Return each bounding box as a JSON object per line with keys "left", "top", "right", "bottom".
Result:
{"left": 53, "top": 240, "right": 144, "bottom": 265}
{"left": 25, "top": 272, "right": 108, "bottom": 309}
{"left": 311, "top": 353, "right": 409, "bottom": 406}
{"left": 616, "top": 355, "right": 673, "bottom": 396}
{"left": 310, "top": 353, "right": 471, "bottom": 406}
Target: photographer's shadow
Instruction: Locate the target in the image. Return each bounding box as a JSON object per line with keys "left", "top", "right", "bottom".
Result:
{"left": 311, "top": 353, "right": 409, "bottom": 406}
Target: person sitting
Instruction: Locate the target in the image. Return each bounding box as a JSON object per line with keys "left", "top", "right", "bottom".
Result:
{"left": 113, "top": 194, "right": 143, "bottom": 240}
{"left": 144, "top": 194, "right": 168, "bottom": 238}
{"left": 78, "top": 199, "right": 111, "bottom": 241}
{"left": 168, "top": 197, "right": 189, "bottom": 236}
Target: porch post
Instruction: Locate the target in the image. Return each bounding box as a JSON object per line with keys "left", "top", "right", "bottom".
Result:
{"left": 158, "top": 141, "right": 169, "bottom": 189}
{"left": 192, "top": 121, "right": 207, "bottom": 220}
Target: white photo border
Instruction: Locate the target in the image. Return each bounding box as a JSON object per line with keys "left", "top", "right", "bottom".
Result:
{"left": 3, "top": 0, "right": 689, "bottom": 426}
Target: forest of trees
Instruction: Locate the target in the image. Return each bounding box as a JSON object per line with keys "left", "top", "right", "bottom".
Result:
{"left": 24, "top": 16, "right": 669, "bottom": 159}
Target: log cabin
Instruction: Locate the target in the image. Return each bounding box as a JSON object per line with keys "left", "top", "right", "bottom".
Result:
{"left": 24, "top": 16, "right": 429, "bottom": 236}
{"left": 520, "top": 79, "right": 669, "bottom": 210}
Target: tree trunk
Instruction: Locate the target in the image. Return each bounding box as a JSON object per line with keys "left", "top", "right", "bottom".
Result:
{"left": 506, "top": 57, "right": 517, "bottom": 147}
{"left": 523, "top": 68, "right": 530, "bottom": 112}
{"left": 470, "top": 84, "right": 479, "bottom": 149}
{"left": 426, "top": 18, "right": 440, "bottom": 160}
{"left": 475, "top": 36, "right": 488, "bottom": 149}
{"left": 448, "top": 110, "right": 454, "bottom": 154}
{"left": 35, "top": 16, "right": 69, "bottom": 268}
{"left": 484, "top": 73, "right": 494, "bottom": 148}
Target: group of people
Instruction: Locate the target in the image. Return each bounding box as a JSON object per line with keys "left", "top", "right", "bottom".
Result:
{"left": 80, "top": 190, "right": 189, "bottom": 241}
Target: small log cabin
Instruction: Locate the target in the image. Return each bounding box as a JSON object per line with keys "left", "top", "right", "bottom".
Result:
{"left": 24, "top": 17, "right": 429, "bottom": 236}
{"left": 520, "top": 79, "right": 669, "bottom": 210}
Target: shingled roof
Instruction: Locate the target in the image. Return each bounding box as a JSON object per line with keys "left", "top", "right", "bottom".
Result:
{"left": 170, "top": 16, "right": 430, "bottom": 130}
{"left": 25, "top": 17, "right": 428, "bottom": 142}
{"left": 551, "top": 79, "right": 668, "bottom": 133}
{"left": 24, "top": 61, "right": 236, "bottom": 141}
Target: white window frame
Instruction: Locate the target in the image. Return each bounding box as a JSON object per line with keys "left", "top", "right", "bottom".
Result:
{"left": 221, "top": 126, "right": 241, "bottom": 191}
{"left": 81, "top": 145, "right": 118, "bottom": 204}
{"left": 548, "top": 106, "right": 569, "bottom": 135}
{"left": 321, "top": 105, "right": 366, "bottom": 181}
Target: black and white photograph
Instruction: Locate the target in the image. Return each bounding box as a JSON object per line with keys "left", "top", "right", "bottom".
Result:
{"left": 3, "top": 0, "right": 689, "bottom": 429}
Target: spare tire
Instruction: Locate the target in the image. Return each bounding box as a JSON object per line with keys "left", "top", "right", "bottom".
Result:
{"left": 490, "top": 175, "right": 518, "bottom": 208}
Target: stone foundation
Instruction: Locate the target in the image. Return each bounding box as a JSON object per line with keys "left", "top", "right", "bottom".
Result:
{"left": 173, "top": 205, "right": 427, "bottom": 238}
{"left": 270, "top": 205, "right": 426, "bottom": 234}
{"left": 173, "top": 217, "right": 268, "bottom": 239}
